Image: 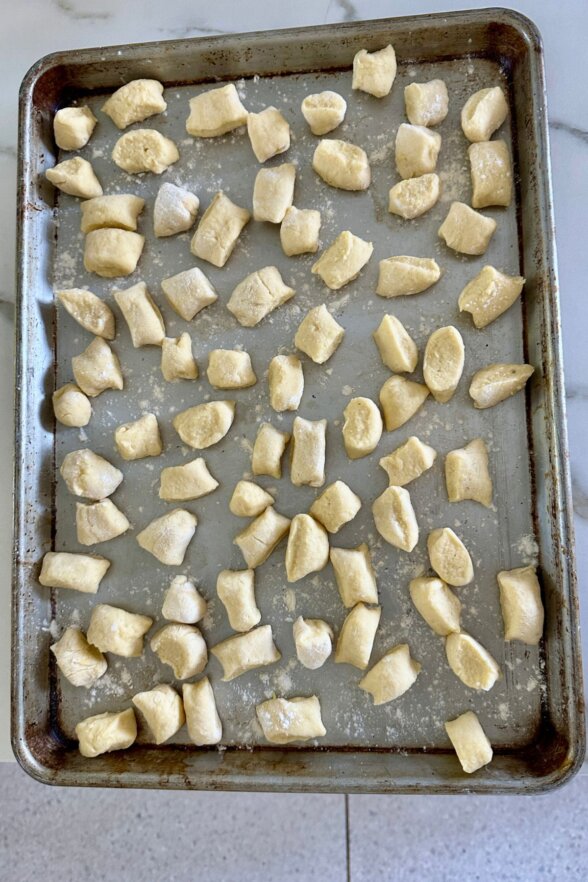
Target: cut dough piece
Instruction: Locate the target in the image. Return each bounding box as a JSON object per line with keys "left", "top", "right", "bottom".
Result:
{"left": 207, "top": 349, "right": 256, "bottom": 389}
{"left": 159, "top": 458, "right": 218, "bottom": 502}
{"left": 372, "top": 486, "right": 419, "bottom": 552}
{"left": 423, "top": 325, "right": 465, "bottom": 403}
{"left": 458, "top": 265, "right": 525, "bottom": 329}
{"left": 76, "top": 708, "right": 136, "bottom": 758}
{"left": 295, "top": 304, "right": 344, "bottom": 364}
{"left": 312, "top": 139, "right": 370, "bottom": 190}
{"left": 161, "top": 267, "right": 218, "bottom": 321}
{"left": 58, "top": 288, "right": 116, "bottom": 340}
{"left": 498, "top": 565, "right": 544, "bottom": 644}
{"left": 404, "top": 80, "right": 449, "bottom": 127}
{"left": 45, "top": 157, "right": 102, "bottom": 198}
{"left": 234, "top": 507, "right": 291, "bottom": 569}
{"left": 469, "top": 140, "right": 512, "bottom": 208}
{"left": 211, "top": 625, "right": 281, "bottom": 680}
{"left": 342, "top": 397, "right": 383, "bottom": 460}
{"left": 161, "top": 333, "right": 198, "bottom": 382}
{"left": 428, "top": 527, "right": 474, "bottom": 587}
{"left": 293, "top": 618, "right": 333, "bottom": 669}
{"left": 150, "top": 623, "right": 207, "bottom": 679}
{"left": 330, "top": 544, "right": 378, "bottom": 608}
{"left": 253, "top": 163, "right": 296, "bottom": 223}
{"left": 39, "top": 551, "right": 110, "bottom": 594}
{"left": 162, "top": 575, "right": 207, "bottom": 624}
{"left": 373, "top": 315, "right": 418, "bottom": 373}
{"left": 269, "top": 355, "right": 304, "bottom": 412}
{"left": 153, "top": 182, "right": 199, "bottom": 237}
{"left": 352, "top": 44, "right": 397, "bottom": 97}
{"left": 50, "top": 627, "right": 107, "bottom": 688}
{"left": 388, "top": 173, "right": 440, "bottom": 220}
{"left": 247, "top": 107, "right": 290, "bottom": 162}
{"left": 87, "top": 604, "right": 152, "bottom": 657}
{"left": 84, "top": 228, "right": 144, "bottom": 277}
{"left": 445, "top": 711, "right": 493, "bottom": 774}
{"left": 379, "top": 376, "right": 429, "bottom": 431}
{"left": 445, "top": 632, "right": 501, "bottom": 691}
{"left": 76, "top": 499, "right": 130, "bottom": 545}
{"left": 438, "top": 202, "right": 496, "bottom": 255}
{"left": 60, "top": 449, "right": 123, "bottom": 500}
{"left": 360, "top": 644, "right": 421, "bottom": 705}
{"left": 173, "top": 400, "right": 235, "bottom": 450}
{"left": 186, "top": 83, "right": 248, "bottom": 137}
{"left": 216, "top": 568, "right": 261, "bottom": 632}
{"left": 312, "top": 230, "right": 373, "bottom": 290}
{"left": 132, "top": 685, "right": 185, "bottom": 745}
{"left": 469, "top": 363, "right": 534, "bottom": 409}
{"left": 229, "top": 480, "right": 274, "bottom": 517}
{"left": 291, "top": 416, "right": 327, "bottom": 487}
{"left": 137, "top": 509, "right": 197, "bottom": 566}
{"left": 445, "top": 438, "right": 493, "bottom": 507}
{"left": 379, "top": 436, "right": 437, "bottom": 486}
{"left": 285, "top": 514, "right": 330, "bottom": 582}
{"left": 54, "top": 106, "right": 97, "bottom": 150}
{"left": 227, "top": 266, "right": 294, "bottom": 327}
{"left": 114, "top": 282, "right": 165, "bottom": 347}
{"left": 409, "top": 576, "right": 462, "bottom": 636}
{"left": 301, "top": 91, "right": 347, "bottom": 135}
{"left": 80, "top": 194, "right": 145, "bottom": 234}
{"left": 112, "top": 129, "right": 179, "bottom": 175}
{"left": 52, "top": 383, "right": 92, "bottom": 428}
{"left": 252, "top": 423, "right": 290, "bottom": 478}
{"left": 280, "top": 206, "right": 321, "bottom": 256}
{"left": 310, "top": 480, "right": 361, "bottom": 534}
{"left": 102, "top": 79, "right": 166, "bottom": 129}
{"left": 395, "top": 124, "right": 441, "bottom": 179}
{"left": 190, "top": 191, "right": 250, "bottom": 267}
{"left": 335, "top": 603, "right": 381, "bottom": 670}
{"left": 257, "top": 696, "right": 326, "bottom": 744}
{"left": 461, "top": 87, "right": 508, "bottom": 142}
{"left": 115, "top": 412, "right": 162, "bottom": 461}
{"left": 377, "top": 255, "right": 441, "bottom": 298}
{"left": 183, "top": 678, "right": 222, "bottom": 746}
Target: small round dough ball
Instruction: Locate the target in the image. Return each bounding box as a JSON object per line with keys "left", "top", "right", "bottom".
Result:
{"left": 301, "top": 91, "right": 347, "bottom": 135}
{"left": 54, "top": 106, "right": 98, "bottom": 150}
{"left": 293, "top": 617, "right": 334, "bottom": 669}
{"left": 112, "top": 129, "right": 179, "bottom": 175}
{"left": 162, "top": 575, "right": 208, "bottom": 624}
{"left": 52, "top": 383, "right": 92, "bottom": 427}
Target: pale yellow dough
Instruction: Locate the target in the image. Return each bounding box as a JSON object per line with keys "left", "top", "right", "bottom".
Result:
{"left": 423, "top": 325, "right": 465, "bottom": 403}
{"left": 395, "top": 124, "right": 441, "bottom": 179}
{"left": 330, "top": 544, "right": 378, "bottom": 608}
{"left": 247, "top": 107, "right": 290, "bottom": 162}
{"left": 301, "top": 91, "right": 347, "bottom": 135}
{"left": 445, "top": 632, "right": 501, "bottom": 691}
{"left": 268, "top": 355, "right": 304, "bottom": 412}
{"left": 404, "top": 80, "right": 449, "bottom": 127}
{"left": 377, "top": 256, "right": 441, "bottom": 298}
{"left": 46, "top": 157, "right": 103, "bottom": 198}
{"left": 60, "top": 449, "right": 123, "bottom": 500}
{"left": 76, "top": 708, "right": 137, "bottom": 758}
{"left": 335, "top": 603, "right": 381, "bottom": 670}
{"left": 372, "top": 486, "right": 419, "bottom": 552}
{"left": 80, "top": 194, "right": 144, "bottom": 233}
{"left": 112, "top": 129, "right": 179, "bottom": 175}
{"left": 342, "top": 397, "right": 383, "bottom": 460}
{"left": 373, "top": 315, "right": 418, "bottom": 373}
{"left": 186, "top": 84, "right": 248, "bottom": 137}
{"left": 469, "top": 363, "right": 534, "bottom": 409}
{"left": 469, "top": 140, "right": 512, "bottom": 208}
{"left": 87, "top": 604, "right": 153, "bottom": 657}
{"left": 256, "top": 696, "right": 326, "bottom": 744}
{"left": 445, "top": 438, "right": 493, "bottom": 507}
{"left": 458, "top": 265, "right": 525, "bottom": 329}
{"left": 39, "top": 551, "right": 110, "bottom": 594}
{"left": 280, "top": 206, "right": 321, "bottom": 256}
{"left": 162, "top": 575, "right": 207, "bottom": 624}
{"left": 54, "top": 106, "right": 97, "bottom": 150}
{"left": 293, "top": 618, "right": 334, "bottom": 669}
{"left": 252, "top": 423, "right": 290, "bottom": 478}
{"left": 136, "top": 509, "right": 197, "bottom": 566}
{"left": 159, "top": 458, "right": 218, "bottom": 502}
{"left": 161, "top": 267, "right": 218, "bottom": 320}
{"left": 388, "top": 173, "right": 440, "bottom": 219}
{"left": 285, "top": 514, "right": 330, "bottom": 582}
{"left": 114, "top": 282, "right": 165, "bottom": 347}
{"left": 438, "top": 202, "right": 496, "bottom": 255}
{"left": 114, "top": 412, "right": 162, "bottom": 461}
{"left": 445, "top": 711, "right": 493, "bottom": 774}
{"left": 352, "top": 45, "right": 397, "bottom": 97}
{"left": 427, "top": 527, "right": 474, "bottom": 587}
{"left": 409, "top": 576, "right": 462, "bottom": 636}
{"left": 183, "top": 678, "right": 223, "bottom": 745}
{"left": 290, "top": 416, "right": 327, "bottom": 487}
{"left": 76, "top": 499, "right": 130, "bottom": 545}
{"left": 294, "top": 304, "right": 345, "bottom": 364}
{"left": 190, "top": 191, "right": 250, "bottom": 267}
{"left": 379, "top": 376, "right": 429, "bottom": 431}
{"left": 379, "top": 436, "right": 437, "bottom": 486}
{"left": 312, "top": 139, "right": 370, "bottom": 190}
{"left": 58, "top": 288, "right": 116, "bottom": 339}
{"left": 227, "top": 266, "right": 294, "bottom": 327}
{"left": 102, "top": 79, "right": 166, "bottom": 129}
{"left": 50, "top": 627, "right": 107, "bottom": 688}
{"left": 234, "top": 507, "right": 291, "bottom": 568}
{"left": 150, "top": 623, "right": 207, "bottom": 680}
{"left": 359, "top": 644, "right": 421, "bottom": 705}
{"left": 310, "top": 481, "right": 361, "bottom": 534}
{"left": 461, "top": 86, "right": 508, "bottom": 142}
{"left": 498, "top": 565, "right": 544, "bottom": 644}
{"left": 153, "top": 183, "right": 199, "bottom": 237}
{"left": 207, "top": 349, "right": 257, "bottom": 389}
{"left": 52, "top": 384, "right": 92, "bottom": 428}
{"left": 173, "top": 400, "right": 235, "bottom": 449}
{"left": 312, "top": 230, "right": 373, "bottom": 290}
{"left": 252, "top": 163, "right": 296, "bottom": 223}
{"left": 83, "top": 228, "right": 144, "bottom": 278}
{"left": 229, "top": 480, "right": 274, "bottom": 517}
{"left": 216, "top": 568, "right": 261, "bottom": 632}
{"left": 132, "top": 685, "right": 185, "bottom": 745}
{"left": 161, "top": 333, "right": 198, "bottom": 382}
{"left": 211, "top": 625, "right": 281, "bottom": 681}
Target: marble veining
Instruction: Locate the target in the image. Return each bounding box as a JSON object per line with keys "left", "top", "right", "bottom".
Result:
{"left": 53, "top": 0, "right": 113, "bottom": 21}
{"left": 550, "top": 119, "right": 588, "bottom": 145}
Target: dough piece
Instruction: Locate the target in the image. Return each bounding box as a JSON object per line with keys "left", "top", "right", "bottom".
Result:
{"left": 379, "top": 376, "right": 429, "bottom": 431}
{"left": 39, "top": 551, "right": 110, "bottom": 594}
{"left": 342, "top": 397, "right": 383, "bottom": 460}
{"left": 161, "top": 333, "right": 198, "bottom": 382}
{"left": 183, "top": 678, "right": 222, "bottom": 745}
{"left": 404, "top": 80, "right": 449, "bottom": 127}
{"left": 445, "top": 632, "right": 501, "bottom": 691}
{"left": 461, "top": 86, "right": 508, "bottom": 142}
{"left": 427, "top": 527, "right": 474, "bottom": 587}
{"left": 234, "top": 507, "right": 291, "bottom": 568}
{"left": 280, "top": 206, "right": 321, "bottom": 256}
{"left": 498, "top": 565, "right": 544, "bottom": 644}
{"left": 153, "top": 182, "right": 199, "bottom": 237}
{"left": 469, "top": 363, "right": 534, "bottom": 409}
{"left": 268, "top": 355, "right": 304, "bottom": 412}
{"left": 395, "top": 124, "right": 442, "bottom": 179}
{"left": 76, "top": 499, "right": 130, "bottom": 545}
{"left": 247, "top": 107, "right": 290, "bottom": 162}
{"left": 112, "top": 129, "right": 179, "bottom": 175}
{"left": 173, "top": 400, "right": 235, "bottom": 449}
{"left": 312, "top": 139, "right": 371, "bottom": 190}
{"left": 216, "top": 568, "right": 261, "bottom": 632}
{"left": 132, "top": 685, "right": 185, "bottom": 745}
{"left": 469, "top": 140, "right": 512, "bottom": 208}
{"left": 379, "top": 436, "right": 437, "bottom": 486}
{"left": 293, "top": 618, "right": 333, "bottom": 669}
{"left": 372, "top": 486, "right": 419, "bottom": 552}
{"left": 54, "top": 106, "right": 97, "bottom": 150}
{"left": 409, "top": 576, "right": 462, "bottom": 636}
{"left": 291, "top": 416, "right": 327, "bottom": 487}
{"left": 256, "top": 696, "right": 326, "bottom": 744}
{"left": 458, "top": 265, "right": 525, "bottom": 329}
{"left": 445, "top": 438, "right": 493, "bottom": 507}
{"left": 159, "top": 458, "right": 218, "bottom": 502}
{"left": 227, "top": 266, "right": 294, "bottom": 327}
{"left": 150, "top": 623, "right": 207, "bottom": 679}
{"left": 388, "top": 173, "right": 440, "bottom": 219}
{"left": 310, "top": 481, "right": 361, "bottom": 534}
{"left": 373, "top": 315, "right": 418, "bottom": 373}
{"left": 211, "top": 624, "right": 281, "bottom": 680}
{"left": 60, "top": 449, "right": 123, "bottom": 499}
{"left": 72, "top": 337, "right": 123, "bottom": 398}
{"left": 84, "top": 229, "right": 144, "bottom": 277}
{"left": 190, "top": 191, "right": 250, "bottom": 267}
{"left": 87, "top": 604, "right": 153, "bottom": 657}
{"left": 186, "top": 83, "right": 248, "bottom": 137}
{"left": 252, "top": 423, "right": 290, "bottom": 478}
{"left": 445, "top": 711, "right": 493, "bottom": 774}
{"left": 161, "top": 267, "right": 218, "bottom": 321}
{"left": 352, "top": 45, "right": 397, "bottom": 97}
{"left": 50, "top": 627, "right": 107, "bottom": 688}
{"left": 285, "top": 514, "right": 330, "bottom": 582}
{"left": 58, "top": 288, "right": 116, "bottom": 340}
{"left": 114, "top": 282, "right": 165, "bottom": 347}
{"left": 207, "top": 349, "right": 256, "bottom": 389}
{"left": 423, "top": 325, "right": 465, "bottom": 403}
{"left": 162, "top": 575, "right": 207, "bottom": 624}
{"left": 45, "top": 157, "right": 102, "bottom": 198}
{"left": 360, "top": 644, "right": 421, "bottom": 705}
{"left": 301, "top": 91, "right": 347, "bottom": 135}
{"left": 330, "top": 544, "right": 378, "bottom": 607}
{"left": 252, "top": 163, "right": 296, "bottom": 223}
{"left": 102, "top": 79, "right": 166, "bottom": 129}
{"left": 52, "top": 383, "right": 92, "bottom": 428}
{"left": 115, "top": 412, "right": 162, "bottom": 461}
{"left": 80, "top": 194, "right": 145, "bottom": 233}
{"left": 137, "top": 509, "right": 197, "bottom": 566}
{"left": 294, "top": 304, "right": 345, "bottom": 364}
{"left": 76, "top": 709, "right": 137, "bottom": 758}
{"left": 229, "top": 480, "right": 274, "bottom": 517}
{"left": 438, "top": 202, "right": 496, "bottom": 255}
{"left": 312, "top": 230, "right": 373, "bottom": 290}
{"left": 377, "top": 256, "right": 441, "bottom": 298}
{"left": 335, "top": 603, "right": 381, "bottom": 670}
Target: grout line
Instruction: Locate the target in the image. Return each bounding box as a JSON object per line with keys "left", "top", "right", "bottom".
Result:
{"left": 345, "top": 794, "right": 351, "bottom": 882}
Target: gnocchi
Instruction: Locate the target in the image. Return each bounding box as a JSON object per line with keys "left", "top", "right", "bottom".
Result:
{"left": 301, "top": 91, "right": 347, "bottom": 135}
{"left": 114, "top": 413, "right": 161, "bottom": 463}
{"left": 83, "top": 228, "right": 144, "bottom": 278}
{"left": 137, "top": 509, "right": 197, "bottom": 566}
{"left": 352, "top": 45, "right": 397, "bottom": 97}
{"left": 445, "top": 632, "right": 501, "bottom": 691}
{"left": 50, "top": 627, "right": 107, "bottom": 688}
{"left": 379, "top": 375, "right": 429, "bottom": 431}
{"left": 229, "top": 480, "right": 274, "bottom": 517}
{"left": 211, "top": 624, "right": 281, "bottom": 680}
{"left": 309, "top": 480, "right": 361, "bottom": 534}
{"left": 80, "top": 194, "right": 144, "bottom": 234}
{"left": 114, "top": 282, "right": 165, "bottom": 348}
{"left": 173, "top": 400, "right": 235, "bottom": 449}
{"left": 377, "top": 255, "right": 441, "bottom": 298}
{"left": 76, "top": 498, "right": 130, "bottom": 545}
{"left": 445, "top": 438, "right": 493, "bottom": 507}
{"left": 39, "top": 551, "right": 110, "bottom": 594}
{"left": 458, "top": 265, "right": 525, "bottom": 329}
{"left": 404, "top": 80, "right": 449, "bottom": 127}
{"left": 388, "top": 173, "right": 440, "bottom": 219}
{"left": 252, "top": 423, "right": 290, "bottom": 478}
{"left": 372, "top": 485, "right": 419, "bottom": 552}
{"left": 409, "top": 576, "right": 462, "bottom": 636}
{"left": 190, "top": 191, "right": 250, "bottom": 268}
{"left": 132, "top": 684, "right": 185, "bottom": 745}
{"left": 227, "top": 266, "right": 294, "bottom": 327}
{"left": 294, "top": 304, "right": 345, "bottom": 364}
{"left": 469, "top": 140, "right": 512, "bottom": 208}
{"left": 293, "top": 617, "right": 334, "bottom": 669}
{"left": 58, "top": 288, "right": 116, "bottom": 340}
{"left": 461, "top": 86, "right": 508, "bottom": 142}
{"left": 290, "top": 416, "right": 327, "bottom": 487}
{"left": 330, "top": 544, "right": 378, "bottom": 608}
{"left": 335, "top": 603, "right": 381, "bottom": 670}
{"left": 87, "top": 603, "right": 153, "bottom": 657}
{"left": 102, "top": 79, "right": 166, "bottom": 129}
{"left": 247, "top": 107, "right": 290, "bottom": 162}
{"left": 379, "top": 436, "right": 437, "bottom": 486}
{"left": 498, "top": 565, "right": 544, "bottom": 644}
{"left": 311, "top": 230, "right": 373, "bottom": 290}
{"left": 280, "top": 206, "right": 321, "bottom": 256}
{"left": 112, "top": 129, "right": 179, "bottom": 175}
{"left": 186, "top": 83, "right": 248, "bottom": 137}
{"left": 342, "top": 397, "right": 383, "bottom": 460}
{"left": 161, "top": 266, "right": 218, "bottom": 320}
{"left": 153, "top": 182, "right": 199, "bottom": 237}
{"left": 395, "top": 124, "right": 442, "bottom": 179}
{"left": 427, "top": 527, "right": 474, "bottom": 587}
{"left": 438, "top": 201, "right": 496, "bottom": 255}
{"left": 445, "top": 711, "right": 493, "bottom": 774}
{"left": 60, "top": 449, "right": 123, "bottom": 500}
{"left": 423, "top": 325, "right": 465, "bottom": 403}
{"left": 183, "top": 678, "right": 223, "bottom": 745}
{"left": 312, "top": 139, "right": 371, "bottom": 191}
{"left": 76, "top": 708, "right": 137, "bottom": 758}
{"left": 469, "top": 363, "right": 534, "bottom": 409}
{"left": 285, "top": 513, "right": 330, "bottom": 582}
{"left": 234, "top": 506, "right": 291, "bottom": 569}
{"left": 256, "top": 696, "right": 326, "bottom": 744}
{"left": 162, "top": 575, "right": 207, "bottom": 624}
{"left": 46, "top": 157, "right": 103, "bottom": 199}
{"left": 150, "top": 623, "right": 207, "bottom": 680}
{"left": 161, "top": 333, "right": 198, "bottom": 382}
{"left": 207, "top": 349, "right": 257, "bottom": 389}
{"left": 252, "top": 163, "right": 296, "bottom": 223}
{"left": 159, "top": 457, "right": 218, "bottom": 502}
{"left": 359, "top": 644, "right": 421, "bottom": 705}
{"left": 216, "top": 568, "right": 261, "bottom": 632}
{"left": 53, "top": 106, "right": 97, "bottom": 150}
{"left": 373, "top": 314, "right": 418, "bottom": 373}
{"left": 266, "top": 354, "right": 304, "bottom": 412}
{"left": 52, "top": 383, "right": 92, "bottom": 428}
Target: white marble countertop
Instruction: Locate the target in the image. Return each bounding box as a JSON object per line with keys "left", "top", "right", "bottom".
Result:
{"left": 1, "top": 0, "right": 587, "bottom": 766}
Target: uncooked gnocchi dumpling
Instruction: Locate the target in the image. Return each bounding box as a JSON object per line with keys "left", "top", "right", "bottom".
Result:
{"left": 438, "top": 202, "right": 496, "bottom": 255}
{"left": 379, "top": 376, "right": 429, "bottom": 431}
{"left": 461, "top": 86, "right": 508, "bottom": 142}
{"left": 39, "top": 551, "right": 110, "bottom": 594}
{"left": 76, "top": 498, "right": 130, "bottom": 545}
{"left": 207, "top": 349, "right": 257, "bottom": 389}
{"left": 330, "top": 544, "right": 378, "bottom": 608}
{"left": 112, "top": 129, "right": 179, "bottom": 175}
{"left": 409, "top": 576, "right": 462, "bottom": 636}
{"left": 256, "top": 696, "right": 326, "bottom": 744}
{"left": 50, "top": 627, "right": 107, "bottom": 688}
{"left": 52, "top": 383, "right": 92, "bottom": 428}
{"left": 301, "top": 91, "right": 347, "bottom": 135}
{"left": 311, "top": 230, "right": 373, "bottom": 290}
{"left": 469, "top": 363, "right": 534, "bottom": 409}
{"left": 359, "top": 644, "right": 421, "bottom": 705}
{"left": 132, "top": 685, "right": 185, "bottom": 745}
{"left": 227, "top": 266, "right": 294, "bottom": 327}
{"left": 458, "top": 265, "right": 525, "bottom": 329}
{"left": 58, "top": 288, "right": 116, "bottom": 340}
{"left": 469, "top": 140, "right": 512, "bottom": 208}
{"left": 388, "top": 173, "right": 440, "bottom": 219}
{"left": 280, "top": 207, "right": 321, "bottom": 256}
{"left": 379, "top": 436, "right": 437, "bottom": 486}
{"left": 150, "top": 623, "right": 207, "bottom": 679}
{"left": 445, "top": 711, "right": 493, "bottom": 774}
{"left": 114, "top": 282, "right": 165, "bottom": 347}
{"left": 291, "top": 417, "right": 327, "bottom": 487}
{"left": 498, "top": 565, "right": 544, "bottom": 644}
{"left": 45, "top": 157, "right": 103, "bottom": 198}
{"left": 377, "top": 256, "right": 441, "bottom": 298}
{"left": 252, "top": 423, "right": 290, "bottom": 478}
{"left": 342, "top": 397, "right": 383, "bottom": 460}
{"left": 310, "top": 480, "right": 361, "bottom": 534}
{"left": 234, "top": 507, "right": 291, "bottom": 569}
{"left": 335, "top": 603, "right": 381, "bottom": 670}
{"left": 137, "top": 509, "right": 197, "bottom": 566}
{"left": 162, "top": 575, "right": 207, "bottom": 624}
{"left": 372, "top": 486, "right": 419, "bottom": 552}
{"left": 115, "top": 412, "right": 162, "bottom": 461}
{"left": 445, "top": 438, "right": 493, "bottom": 507}
{"left": 247, "top": 107, "right": 290, "bottom": 163}
{"left": 102, "top": 79, "right": 166, "bottom": 129}
{"left": 76, "top": 708, "right": 137, "bottom": 758}
{"left": 312, "top": 139, "right": 371, "bottom": 190}
{"left": 84, "top": 228, "right": 144, "bottom": 277}
{"left": 53, "top": 106, "right": 97, "bottom": 150}
{"left": 428, "top": 527, "right": 473, "bottom": 587}
{"left": 190, "top": 191, "right": 250, "bottom": 268}
{"left": 173, "top": 400, "right": 235, "bottom": 449}
{"left": 268, "top": 355, "right": 304, "bottom": 412}
{"left": 80, "top": 194, "right": 145, "bottom": 234}
{"left": 216, "top": 568, "right": 261, "bottom": 632}
{"left": 159, "top": 458, "right": 218, "bottom": 502}
{"left": 294, "top": 304, "right": 345, "bottom": 364}
{"left": 229, "top": 480, "right": 273, "bottom": 517}
{"left": 186, "top": 83, "right": 248, "bottom": 137}
{"left": 211, "top": 624, "right": 281, "bottom": 680}
{"left": 293, "top": 617, "right": 334, "bottom": 669}
{"left": 161, "top": 333, "right": 198, "bottom": 382}
{"left": 404, "top": 80, "right": 449, "bottom": 127}
{"left": 285, "top": 514, "right": 329, "bottom": 582}
{"left": 373, "top": 315, "right": 418, "bottom": 373}
{"left": 161, "top": 267, "right": 218, "bottom": 320}
{"left": 87, "top": 603, "right": 153, "bottom": 657}
{"left": 252, "top": 163, "right": 296, "bottom": 223}
{"left": 445, "top": 632, "right": 501, "bottom": 691}
{"left": 423, "top": 325, "right": 465, "bottom": 403}
{"left": 60, "top": 449, "right": 123, "bottom": 499}
{"left": 395, "top": 124, "right": 441, "bottom": 179}
{"left": 183, "top": 678, "right": 223, "bottom": 746}
{"left": 153, "top": 182, "right": 199, "bottom": 237}
{"left": 352, "top": 44, "right": 397, "bottom": 97}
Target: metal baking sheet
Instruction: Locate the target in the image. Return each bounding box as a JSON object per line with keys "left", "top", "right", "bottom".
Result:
{"left": 13, "top": 9, "right": 585, "bottom": 792}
